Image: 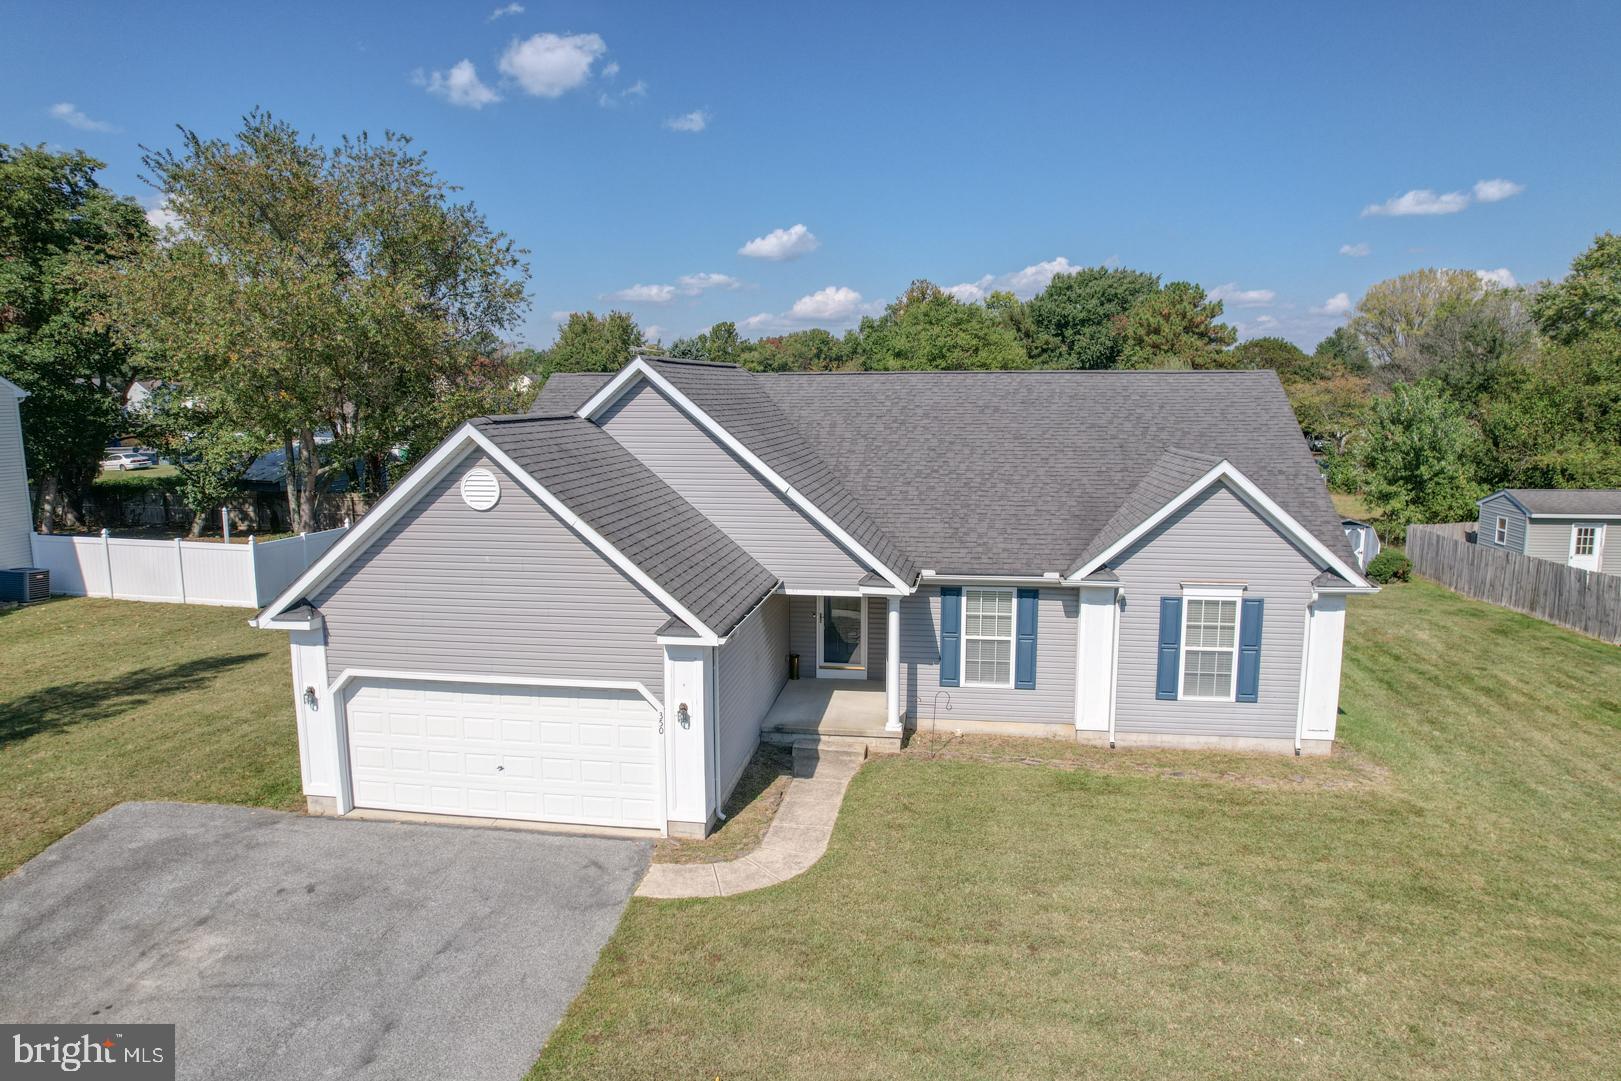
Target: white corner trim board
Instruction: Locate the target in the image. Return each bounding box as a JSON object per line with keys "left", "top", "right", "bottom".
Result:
{"left": 252, "top": 424, "right": 721, "bottom": 644}
{"left": 1066, "top": 459, "right": 1374, "bottom": 589}
{"left": 577, "top": 358, "right": 912, "bottom": 592}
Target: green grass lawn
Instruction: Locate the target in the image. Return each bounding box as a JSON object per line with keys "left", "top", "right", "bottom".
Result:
{"left": 93, "top": 463, "right": 179, "bottom": 487}
{"left": 532, "top": 579, "right": 1621, "bottom": 1081}
{"left": 0, "top": 598, "right": 301, "bottom": 875}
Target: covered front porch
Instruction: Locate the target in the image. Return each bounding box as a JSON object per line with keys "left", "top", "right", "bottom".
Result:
{"left": 764, "top": 591, "right": 904, "bottom": 752}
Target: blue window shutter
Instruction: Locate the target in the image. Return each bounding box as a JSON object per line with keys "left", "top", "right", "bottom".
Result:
{"left": 1015, "top": 588, "right": 1039, "bottom": 689}
{"left": 1236, "top": 597, "right": 1264, "bottom": 703}
{"left": 939, "top": 587, "right": 961, "bottom": 688}
{"left": 1155, "top": 596, "right": 1182, "bottom": 700}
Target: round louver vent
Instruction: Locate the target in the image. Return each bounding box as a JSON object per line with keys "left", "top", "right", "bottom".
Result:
{"left": 460, "top": 468, "right": 501, "bottom": 511}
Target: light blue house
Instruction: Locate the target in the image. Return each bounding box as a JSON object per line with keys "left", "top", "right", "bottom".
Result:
{"left": 255, "top": 359, "right": 1375, "bottom": 838}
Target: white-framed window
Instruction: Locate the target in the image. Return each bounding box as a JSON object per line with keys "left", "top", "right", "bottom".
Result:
{"left": 1180, "top": 587, "right": 1243, "bottom": 701}
{"left": 961, "top": 587, "right": 1014, "bottom": 688}
{"left": 1494, "top": 515, "right": 1509, "bottom": 545}
{"left": 1573, "top": 525, "right": 1598, "bottom": 557}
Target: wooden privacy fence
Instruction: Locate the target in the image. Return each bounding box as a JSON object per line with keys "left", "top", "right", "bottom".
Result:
{"left": 1407, "top": 523, "right": 1621, "bottom": 644}
{"left": 29, "top": 525, "right": 349, "bottom": 609}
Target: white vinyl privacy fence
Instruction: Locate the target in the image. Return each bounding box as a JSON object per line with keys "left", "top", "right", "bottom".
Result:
{"left": 30, "top": 526, "right": 348, "bottom": 608}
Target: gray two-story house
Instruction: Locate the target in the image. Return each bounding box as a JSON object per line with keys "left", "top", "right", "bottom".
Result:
{"left": 255, "top": 359, "right": 1374, "bottom": 838}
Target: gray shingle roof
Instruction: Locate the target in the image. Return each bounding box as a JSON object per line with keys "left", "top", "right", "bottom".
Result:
{"left": 1065, "top": 447, "right": 1223, "bottom": 575}
{"left": 472, "top": 414, "right": 778, "bottom": 637}
{"left": 758, "top": 368, "right": 1359, "bottom": 576}
{"left": 1498, "top": 489, "right": 1621, "bottom": 516}
{"left": 532, "top": 372, "right": 612, "bottom": 415}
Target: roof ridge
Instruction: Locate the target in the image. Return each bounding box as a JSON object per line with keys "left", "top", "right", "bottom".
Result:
{"left": 761, "top": 368, "right": 1277, "bottom": 377}
{"left": 643, "top": 355, "right": 744, "bottom": 370}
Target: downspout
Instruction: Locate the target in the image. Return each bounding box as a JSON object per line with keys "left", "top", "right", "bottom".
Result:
{"left": 709, "top": 645, "right": 726, "bottom": 823}
{"left": 1107, "top": 589, "right": 1121, "bottom": 749}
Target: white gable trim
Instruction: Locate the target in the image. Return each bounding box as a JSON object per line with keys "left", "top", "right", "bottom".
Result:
{"left": 251, "top": 423, "right": 721, "bottom": 643}
{"left": 1477, "top": 489, "right": 1533, "bottom": 517}
{"left": 579, "top": 358, "right": 912, "bottom": 592}
{"left": 1065, "top": 460, "right": 1372, "bottom": 588}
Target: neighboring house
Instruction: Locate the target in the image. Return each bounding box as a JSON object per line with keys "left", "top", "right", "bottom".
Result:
{"left": 0, "top": 376, "right": 33, "bottom": 570}
{"left": 1476, "top": 489, "right": 1621, "bottom": 575}
{"left": 254, "top": 359, "right": 1375, "bottom": 838}
{"left": 1341, "top": 519, "right": 1380, "bottom": 571}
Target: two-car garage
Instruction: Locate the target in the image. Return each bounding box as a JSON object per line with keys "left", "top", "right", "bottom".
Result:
{"left": 340, "top": 678, "right": 664, "bottom": 831}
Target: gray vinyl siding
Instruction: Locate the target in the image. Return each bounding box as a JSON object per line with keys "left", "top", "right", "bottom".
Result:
{"left": 1525, "top": 518, "right": 1621, "bottom": 574}
{"left": 313, "top": 451, "right": 669, "bottom": 699}
{"left": 1113, "top": 481, "right": 1315, "bottom": 740}
{"left": 0, "top": 386, "right": 32, "bottom": 568}
{"left": 786, "top": 593, "right": 890, "bottom": 679}
{"left": 714, "top": 593, "right": 789, "bottom": 799}
{"left": 1477, "top": 495, "right": 1528, "bottom": 552}
{"left": 596, "top": 380, "right": 870, "bottom": 592}
{"left": 898, "top": 587, "right": 1078, "bottom": 726}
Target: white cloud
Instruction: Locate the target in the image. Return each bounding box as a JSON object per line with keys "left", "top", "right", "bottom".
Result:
{"left": 1362, "top": 188, "right": 1471, "bottom": 217}
{"left": 549, "top": 310, "right": 573, "bottom": 323}
{"left": 143, "top": 195, "right": 181, "bottom": 233}
{"left": 623, "top": 79, "right": 646, "bottom": 97}
{"left": 605, "top": 283, "right": 677, "bottom": 304}
{"left": 488, "top": 2, "right": 524, "bottom": 19}
{"left": 1472, "top": 178, "right": 1524, "bottom": 203}
{"left": 643, "top": 324, "right": 666, "bottom": 342}
{"left": 1311, "top": 292, "right": 1353, "bottom": 317}
{"left": 789, "top": 285, "right": 864, "bottom": 322}
{"left": 1208, "top": 282, "right": 1276, "bottom": 308}
{"left": 498, "top": 32, "right": 606, "bottom": 98}
{"left": 603, "top": 272, "right": 743, "bottom": 305}
{"left": 597, "top": 79, "right": 647, "bottom": 109}
{"left": 416, "top": 59, "right": 501, "bottom": 108}
{"left": 664, "top": 109, "right": 710, "bottom": 133}
{"left": 1362, "top": 177, "right": 1524, "bottom": 217}
{"left": 738, "top": 223, "right": 820, "bottom": 261}
{"left": 48, "top": 102, "right": 118, "bottom": 133}
{"left": 945, "top": 256, "right": 1082, "bottom": 303}
{"left": 1476, "top": 267, "right": 1518, "bottom": 288}
{"left": 1339, "top": 242, "right": 1371, "bottom": 257}
{"left": 602, "top": 61, "right": 620, "bottom": 78}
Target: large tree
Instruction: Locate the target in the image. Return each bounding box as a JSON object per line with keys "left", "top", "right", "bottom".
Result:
{"left": 1533, "top": 231, "right": 1621, "bottom": 344}
{"left": 668, "top": 321, "right": 743, "bottom": 365}
{"left": 1477, "top": 332, "right": 1621, "bottom": 489}
{"left": 1348, "top": 268, "right": 1490, "bottom": 375}
{"left": 1115, "top": 281, "right": 1237, "bottom": 369}
{"left": 1227, "top": 336, "right": 1322, "bottom": 382}
{"left": 1022, "top": 266, "right": 1158, "bottom": 368}
{"left": 735, "top": 328, "right": 855, "bottom": 372}
{"left": 100, "top": 112, "right": 529, "bottom": 529}
{"left": 854, "top": 280, "right": 1028, "bottom": 370}
{"left": 1358, "top": 381, "right": 1485, "bottom": 533}
{"left": 0, "top": 145, "right": 150, "bottom": 530}
{"left": 537, "top": 310, "right": 645, "bottom": 377}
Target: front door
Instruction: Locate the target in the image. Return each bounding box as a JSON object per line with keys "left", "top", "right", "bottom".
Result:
{"left": 1569, "top": 523, "right": 1605, "bottom": 572}
{"left": 817, "top": 596, "right": 867, "bottom": 678}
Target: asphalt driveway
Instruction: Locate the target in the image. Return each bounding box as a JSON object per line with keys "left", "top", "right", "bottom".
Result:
{"left": 0, "top": 802, "right": 650, "bottom": 1080}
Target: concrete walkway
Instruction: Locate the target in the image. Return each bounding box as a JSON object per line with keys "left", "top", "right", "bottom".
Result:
{"left": 636, "top": 752, "right": 862, "bottom": 898}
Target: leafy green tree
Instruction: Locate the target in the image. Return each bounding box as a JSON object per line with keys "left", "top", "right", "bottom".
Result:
{"left": 100, "top": 112, "right": 529, "bottom": 529}
{"left": 668, "top": 321, "right": 743, "bottom": 365}
{"left": 134, "top": 387, "right": 262, "bottom": 535}
{"left": 1287, "top": 369, "right": 1371, "bottom": 454}
{"left": 1313, "top": 326, "right": 1372, "bottom": 375}
{"left": 1228, "top": 336, "right": 1322, "bottom": 382}
{"left": 854, "top": 280, "right": 1028, "bottom": 370}
{"left": 541, "top": 311, "right": 645, "bottom": 376}
{"left": 735, "top": 328, "right": 854, "bottom": 372}
{"left": 1477, "top": 333, "right": 1621, "bottom": 488}
{"left": 0, "top": 145, "right": 150, "bottom": 530}
{"left": 1413, "top": 287, "right": 1537, "bottom": 405}
{"left": 1116, "top": 281, "right": 1237, "bottom": 369}
{"left": 1023, "top": 266, "right": 1158, "bottom": 368}
{"left": 1349, "top": 269, "right": 1490, "bottom": 375}
{"left": 1358, "top": 381, "right": 1486, "bottom": 533}
{"left": 1533, "top": 231, "right": 1621, "bottom": 344}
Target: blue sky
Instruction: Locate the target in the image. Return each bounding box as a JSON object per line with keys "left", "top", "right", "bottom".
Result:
{"left": 4, "top": 0, "right": 1618, "bottom": 349}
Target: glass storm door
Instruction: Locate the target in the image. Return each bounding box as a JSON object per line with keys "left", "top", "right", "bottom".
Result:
{"left": 818, "top": 596, "right": 866, "bottom": 673}
{"left": 1569, "top": 524, "right": 1604, "bottom": 572}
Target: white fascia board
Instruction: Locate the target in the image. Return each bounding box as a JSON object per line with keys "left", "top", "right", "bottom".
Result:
{"left": 856, "top": 584, "right": 908, "bottom": 597}
{"left": 1525, "top": 512, "right": 1621, "bottom": 521}
{"left": 254, "top": 423, "right": 720, "bottom": 641}
{"left": 1064, "top": 460, "right": 1373, "bottom": 589}
{"left": 1314, "top": 584, "right": 1381, "bottom": 597}
{"left": 578, "top": 358, "right": 912, "bottom": 592}
{"left": 256, "top": 612, "right": 323, "bottom": 632}
{"left": 328, "top": 667, "right": 663, "bottom": 712}
{"left": 922, "top": 573, "right": 1074, "bottom": 587}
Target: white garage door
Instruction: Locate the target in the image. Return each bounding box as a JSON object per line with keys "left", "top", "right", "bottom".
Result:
{"left": 343, "top": 678, "right": 662, "bottom": 830}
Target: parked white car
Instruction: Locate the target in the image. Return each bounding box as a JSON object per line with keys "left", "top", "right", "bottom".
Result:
{"left": 100, "top": 448, "right": 153, "bottom": 471}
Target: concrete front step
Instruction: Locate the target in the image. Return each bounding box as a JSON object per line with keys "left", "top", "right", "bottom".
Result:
{"left": 764, "top": 726, "right": 903, "bottom": 755}
{"left": 791, "top": 738, "right": 867, "bottom": 779}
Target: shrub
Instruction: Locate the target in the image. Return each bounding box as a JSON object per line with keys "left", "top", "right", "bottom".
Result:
{"left": 1366, "top": 550, "right": 1412, "bottom": 584}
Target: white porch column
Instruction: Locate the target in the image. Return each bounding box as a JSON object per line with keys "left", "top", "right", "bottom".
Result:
{"left": 885, "top": 596, "right": 902, "bottom": 733}
{"left": 662, "top": 643, "right": 716, "bottom": 836}
{"left": 1075, "top": 586, "right": 1119, "bottom": 733}
{"left": 288, "top": 619, "right": 341, "bottom": 812}
{"left": 1298, "top": 594, "right": 1347, "bottom": 748}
